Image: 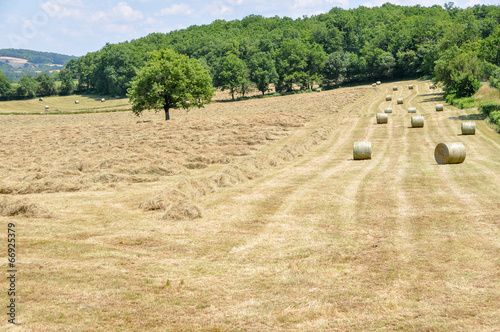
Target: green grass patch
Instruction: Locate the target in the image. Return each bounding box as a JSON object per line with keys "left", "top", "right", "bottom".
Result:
{"left": 445, "top": 93, "right": 475, "bottom": 109}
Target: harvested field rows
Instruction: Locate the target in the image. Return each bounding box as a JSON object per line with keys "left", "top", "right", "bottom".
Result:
{"left": 0, "top": 81, "right": 499, "bottom": 331}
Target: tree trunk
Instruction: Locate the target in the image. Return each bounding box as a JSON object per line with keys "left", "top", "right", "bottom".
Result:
{"left": 164, "top": 104, "right": 170, "bottom": 121}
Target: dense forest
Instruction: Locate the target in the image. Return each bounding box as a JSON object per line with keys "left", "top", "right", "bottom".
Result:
{"left": 1, "top": 3, "right": 500, "bottom": 102}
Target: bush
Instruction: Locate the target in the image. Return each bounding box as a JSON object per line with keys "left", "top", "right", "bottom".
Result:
{"left": 445, "top": 93, "right": 475, "bottom": 109}
{"left": 479, "top": 100, "right": 500, "bottom": 115}
{"left": 489, "top": 68, "right": 500, "bottom": 89}
{"left": 490, "top": 111, "right": 500, "bottom": 126}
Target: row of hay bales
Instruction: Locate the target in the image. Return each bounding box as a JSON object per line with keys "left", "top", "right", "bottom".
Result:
{"left": 355, "top": 82, "right": 473, "bottom": 164}
{"left": 38, "top": 97, "right": 107, "bottom": 112}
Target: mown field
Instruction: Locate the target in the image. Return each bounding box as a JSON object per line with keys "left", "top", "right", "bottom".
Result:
{"left": 0, "top": 81, "right": 499, "bottom": 331}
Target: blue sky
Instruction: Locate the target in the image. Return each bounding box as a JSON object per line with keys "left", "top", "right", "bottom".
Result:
{"left": 0, "top": 0, "right": 498, "bottom": 56}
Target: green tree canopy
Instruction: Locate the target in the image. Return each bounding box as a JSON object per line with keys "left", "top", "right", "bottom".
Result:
{"left": 0, "top": 71, "right": 10, "bottom": 99}
{"left": 127, "top": 49, "right": 214, "bottom": 120}
{"left": 248, "top": 52, "right": 278, "bottom": 95}
{"left": 16, "top": 75, "right": 39, "bottom": 99}
{"left": 216, "top": 54, "right": 247, "bottom": 100}
{"left": 35, "top": 73, "right": 56, "bottom": 96}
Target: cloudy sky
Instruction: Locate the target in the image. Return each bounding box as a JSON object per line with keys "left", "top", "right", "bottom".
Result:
{"left": 0, "top": 0, "right": 496, "bottom": 56}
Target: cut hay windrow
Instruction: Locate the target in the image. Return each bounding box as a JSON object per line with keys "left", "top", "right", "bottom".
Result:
{"left": 434, "top": 142, "right": 466, "bottom": 164}
{"left": 0, "top": 199, "right": 52, "bottom": 218}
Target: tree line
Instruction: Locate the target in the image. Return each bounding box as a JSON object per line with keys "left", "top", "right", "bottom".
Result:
{"left": 1, "top": 3, "right": 500, "bottom": 101}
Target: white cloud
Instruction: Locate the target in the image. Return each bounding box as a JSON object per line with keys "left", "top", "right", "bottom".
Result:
{"left": 112, "top": 2, "right": 143, "bottom": 21}
{"left": 203, "top": 4, "right": 233, "bottom": 17}
{"left": 158, "top": 4, "right": 194, "bottom": 16}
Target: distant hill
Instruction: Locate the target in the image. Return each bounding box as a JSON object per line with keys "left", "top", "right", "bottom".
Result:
{"left": 0, "top": 49, "right": 78, "bottom": 81}
{"left": 0, "top": 49, "right": 77, "bottom": 65}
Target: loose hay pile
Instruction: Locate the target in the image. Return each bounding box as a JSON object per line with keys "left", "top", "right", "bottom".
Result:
{"left": 0, "top": 199, "right": 51, "bottom": 218}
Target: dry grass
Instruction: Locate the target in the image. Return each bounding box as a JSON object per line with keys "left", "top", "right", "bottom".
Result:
{"left": 0, "top": 81, "right": 499, "bottom": 331}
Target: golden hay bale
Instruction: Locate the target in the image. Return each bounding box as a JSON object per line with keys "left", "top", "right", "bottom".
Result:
{"left": 411, "top": 116, "right": 424, "bottom": 128}
{"left": 408, "top": 85, "right": 414, "bottom": 89}
{"left": 408, "top": 107, "right": 417, "bottom": 113}
{"left": 101, "top": 98, "right": 105, "bottom": 102}
{"left": 376, "top": 81, "right": 381, "bottom": 85}
{"left": 436, "top": 104, "right": 444, "bottom": 111}
{"left": 384, "top": 107, "right": 393, "bottom": 113}
{"left": 386, "top": 95, "right": 392, "bottom": 101}
{"left": 461, "top": 122, "right": 476, "bottom": 135}
{"left": 353, "top": 141, "right": 371, "bottom": 160}
{"left": 45, "top": 105, "right": 49, "bottom": 110}
{"left": 429, "top": 83, "right": 436, "bottom": 89}
{"left": 372, "top": 83, "right": 377, "bottom": 87}
{"left": 397, "top": 98, "right": 403, "bottom": 104}
{"left": 393, "top": 86, "right": 398, "bottom": 91}
{"left": 434, "top": 142, "right": 466, "bottom": 164}
{"left": 75, "top": 100, "right": 79, "bottom": 104}
{"left": 376, "top": 113, "right": 388, "bottom": 124}
{"left": 39, "top": 98, "right": 43, "bottom": 101}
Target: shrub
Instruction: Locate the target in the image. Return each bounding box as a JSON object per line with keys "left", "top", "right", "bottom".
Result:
{"left": 479, "top": 101, "right": 500, "bottom": 115}
{"left": 489, "top": 111, "right": 500, "bottom": 126}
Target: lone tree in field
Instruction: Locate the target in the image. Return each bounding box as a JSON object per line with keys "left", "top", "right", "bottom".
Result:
{"left": 127, "top": 49, "right": 214, "bottom": 120}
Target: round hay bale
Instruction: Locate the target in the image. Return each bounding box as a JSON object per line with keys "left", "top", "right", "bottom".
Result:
{"left": 434, "top": 142, "right": 465, "bottom": 165}
{"left": 376, "top": 113, "right": 388, "bottom": 124}
{"left": 39, "top": 98, "right": 43, "bottom": 101}
{"left": 408, "top": 107, "right": 417, "bottom": 113}
{"left": 408, "top": 85, "right": 414, "bottom": 89}
{"left": 115, "top": 95, "right": 120, "bottom": 99}
{"left": 75, "top": 100, "right": 79, "bottom": 104}
{"left": 429, "top": 83, "right": 436, "bottom": 89}
{"left": 384, "top": 107, "right": 393, "bottom": 113}
{"left": 434, "top": 142, "right": 466, "bottom": 164}
{"left": 372, "top": 83, "right": 377, "bottom": 88}
{"left": 397, "top": 98, "right": 403, "bottom": 104}
{"left": 436, "top": 104, "right": 444, "bottom": 111}
{"left": 393, "top": 86, "right": 398, "bottom": 91}
{"left": 461, "top": 122, "right": 476, "bottom": 135}
{"left": 45, "top": 105, "right": 49, "bottom": 110}
{"left": 353, "top": 141, "right": 372, "bottom": 160}
{"left": 101, "top": 98, "right": 105, "bottom": 102}
{"left": 376, "top": 81, "right": 381, "bottom": 85}
{"left": 386, "top": 95, "right": 392, "bottom": 101}
{"left": 411, "top": 116, "right": 424, "bottom": 128}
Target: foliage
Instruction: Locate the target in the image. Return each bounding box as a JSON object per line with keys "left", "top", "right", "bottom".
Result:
{"left": 215, "top": 54, "right": 248, "bottom": 100}
{"left": 434, "top": 47, "right": 482, "bottom": 97}
{"left": 16, "top": 75, "right": 39, "bottom": 99}
{"left": 0, "top": 71, "right": 10, "bottom": 99}
{"left": 479, "top": 100, "right": 500, "bottom": 115}
{"left": 35, "top": 73, "right": 57, "bottom": 96}
{"left": 248, "top": 52, "right": 278, "bottom": 95}
{"left": 445, "top": 94, "right": 476, "bottom": 109}
{"left": 58, "top": 69, "right": 75, "bottom": 96}
{"left": 127, "top": 49, "right": 214, "bottom": 120}
{"left": 4, "top": 4, "right": 500, "bottom": 100}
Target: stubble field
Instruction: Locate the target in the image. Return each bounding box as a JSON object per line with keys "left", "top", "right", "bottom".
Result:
{"left": 0, "top": 81, "right": 499, "bottom": 331}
